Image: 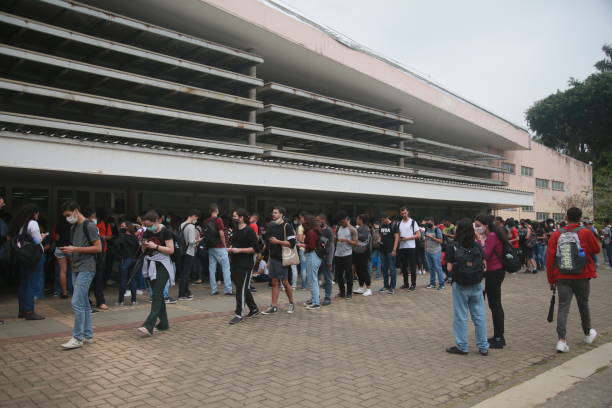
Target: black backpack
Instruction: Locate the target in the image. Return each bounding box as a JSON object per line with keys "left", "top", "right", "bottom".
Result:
{"left": 203, "top": 218, "right": 220, "bottom": 248}
{"left": 452, "top": 244, "right": 484, "bottom": 285}
{"left": 10, "top": 221, "right": 43, "bottom": 268}
{"left": 169, "top": 229, "right": 185, "bottom": 263}
{"left": 502, "top": 241, "right": 521, "bottom": 273}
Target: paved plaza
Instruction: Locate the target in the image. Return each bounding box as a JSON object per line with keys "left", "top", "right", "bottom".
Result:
{"left": 1, "top": 267, "right": 611, "bottom": 408}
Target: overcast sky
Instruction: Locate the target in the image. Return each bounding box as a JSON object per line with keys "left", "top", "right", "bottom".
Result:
{"left": 282, "top": 0, "right": 612, "bottom": 130}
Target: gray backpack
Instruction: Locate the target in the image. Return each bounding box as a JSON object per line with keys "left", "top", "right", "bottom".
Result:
{"left": 555, "top": 227, "right": 586, "bottom": 274}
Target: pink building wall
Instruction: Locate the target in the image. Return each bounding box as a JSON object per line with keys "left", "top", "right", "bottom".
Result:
{"left": 495, "top": 141, "right": 593, "bottom": 220}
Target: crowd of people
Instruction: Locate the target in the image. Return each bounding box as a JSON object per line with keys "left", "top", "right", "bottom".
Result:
{"left": 0, "top": 194, "right": 607, "bottom": 354}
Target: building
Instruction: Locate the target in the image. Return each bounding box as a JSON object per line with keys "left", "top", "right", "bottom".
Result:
{"left": 0, "top": 0, "right": 588, "bottom": 225}
{"left": 496, "top": 142, "right": 593, "bottom": 222}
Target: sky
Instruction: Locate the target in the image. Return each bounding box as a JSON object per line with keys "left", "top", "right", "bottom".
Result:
{"left": 280, "top": 0, "right": 612, "bottom": 130}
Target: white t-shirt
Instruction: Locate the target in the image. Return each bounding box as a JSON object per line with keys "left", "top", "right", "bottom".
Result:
{"left": 398, "top": 218, "right": 419, "bottom": 249}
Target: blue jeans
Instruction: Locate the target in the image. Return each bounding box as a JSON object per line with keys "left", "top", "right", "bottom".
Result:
{"left": 72, "top": 270, "right": 95, "bottom": 341}
{"left": 118, "top": 258, "right": 137, "bottom": 303}
{"left": 306, "top": 251, "right": 322, "bottom": 305}
{"left": 18, "top": 256, "right": 44, "bottom": 312}
{"left": 452, "top": 282, "right": 488, "bottom": 352}
{"left": 318, "top": 259, "right": 333, "bottom": 300}
{"left": 369, "top": 249, "right": 381, "bottom": 278}
{"left": 535, "top": 243, "right": 546, "bottom": 269}
{"left": 380, "top": 252, "right": 397, "bottom": 289}
{"left": 208, "top": 248, "right": 232, "bottom": 294}
{"left": 299, "top": 249, "right": 307, "bottom": 288}
{"left": 426, "top": 252, "right": 445, "bottom": 286}
{"left": 605, "top": 244, "right": 612, "bottom": 268}
{"left": 34, "top": 254, "right": 46, "bottom": 299}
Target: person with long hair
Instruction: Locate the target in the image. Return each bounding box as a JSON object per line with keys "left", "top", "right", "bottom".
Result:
{"left": 445, "top": 218, "right": 489, "bottom": 356}
{"left": 7, "top": 204, "right": 46, "bottom": 320}
{"left": 353, "top": 214, "right": 373, "bottom": 297}
{"left": 303, "top": 214, "right": 323, "bottom": 309}
{"left": 474, "top": 214, "right": 508, "bottom": 349}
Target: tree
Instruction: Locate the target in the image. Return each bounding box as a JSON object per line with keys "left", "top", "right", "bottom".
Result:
{"left": 555, "top": 189, "right": 593, "bottom": 219}
{"left": 526, "top": 44, "right": 612, "bottom": 220}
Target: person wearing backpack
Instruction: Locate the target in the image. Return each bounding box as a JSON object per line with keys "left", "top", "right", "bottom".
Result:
{"left": 7, "top": 204, "right": 46, "bottom": 320}
{"left": 352, "top": 214, "right": 373, "bottom": 297}
{"left": 395, "top": 206, "right": 421, "bottom": 290}
{"left": 302, "top": 214, "right": 324, "bottom": 309}
{"left": 178, "top": 210, "right": 201, "bottom": 301}
{"left": 546, "top": 207, "right": 600, "bottom": 353}
{"left": 58, "top": 201, "right": 102, "bottom": 349}
{"left": 204, "top": 204, "right": 233, "bottom": 296}
{"left": 445, "top": 218, "right": 489, "bottom": 356}
{"left": 474, "top": 214, "right": 508, "bottom": 349}
{"left": 602, "top": 218, "right": 612, "bottom": 268}
{"left": 114, "top": 222, "right": 140, "bottom": 306}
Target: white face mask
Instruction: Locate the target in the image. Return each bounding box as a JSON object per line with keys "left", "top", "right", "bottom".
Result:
{"left": 66, "top": 213, "right": 78, "bottom": 224}
{"left": 91, "top": 218, "right": 98, "bottom": 225}
{"left": 475, "top": 226, "right": 485, "bottom": 235}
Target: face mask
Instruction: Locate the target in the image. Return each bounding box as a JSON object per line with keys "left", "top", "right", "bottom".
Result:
{"left": 66, "top": 214, "right": 78, "bottom": 224}
{"left": 91, "top": 219, "right": 98, "bottom": 225}
{"left": 424, "top": 223, "right": 433, "bottom": 229}
{"left": 475, "top": 226, "right": 485, "bottom": 235}
{"left": 232, "top": 219, "right": 240, "bottom": 227}
{"left": 147, "top": 225, "right": 157, "bottom": 232}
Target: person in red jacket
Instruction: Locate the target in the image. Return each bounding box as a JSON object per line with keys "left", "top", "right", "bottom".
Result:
{"left": 546, "top": 207, "right": 600, "bottom": 353}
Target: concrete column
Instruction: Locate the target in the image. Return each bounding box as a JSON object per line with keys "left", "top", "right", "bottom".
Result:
{"left": 398, "top": 122, "right": 405, "bottom": 167}
{"left": 248, "top": 64, "right": 257, "bottom": 146}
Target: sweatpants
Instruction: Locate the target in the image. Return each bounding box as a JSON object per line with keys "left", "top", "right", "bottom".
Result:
{"left": 334, "top": 255, "right": 353, "bottom": 296}
{"left": 353, "top": 251, "right": 371, "bottom": 287}
{"left": 484, "top": 269, "right": 505, "bottom": 339}
{"left": 232, "top": 263, "right": 258, "bottom": 316}
{"left": 398, "top": 248, "right": 417, "bottom": 287}
{"left": 142, "top": 263, "right": 169, "bottom": 334}
{"left": 556, "top": 278, "right": 591, "bottom": 339}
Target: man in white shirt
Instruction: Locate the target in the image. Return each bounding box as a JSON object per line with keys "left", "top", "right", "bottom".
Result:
{"left": 393, "top": 206, "right": 421, "bottom": 290}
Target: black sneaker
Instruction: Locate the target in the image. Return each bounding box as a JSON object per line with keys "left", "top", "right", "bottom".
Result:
{"left": 165, "top": 298, "right": 177, "bottom": 304}
{"left": 345, "top": 295, "right": 352, "bottom": 300}
{"left": 229, "top": 316, "right": 243, "bottom": 325}
{"left": 246, "top": 308, "right": 260, "bottom": 318}
{"left": 378, "top": 287, "right": 388, "bottom": 292}
{"left": 386, "top": 289, "right": 395, "bottom": 294}
{"left": 446, "top": 346, "right": 468, "bottom": 355}
{"left": 479, "top": 349, "right": 489, "bottom": 356}
{"left": 337, "top": 292, "right": 345, "bottom": 298}
{"left": 261, "top": 306, "right": 278, "bottom": 315}
{"left": 178, "top": 295, "right": 194, "bottom": 301}
{"left": 210, "top": 291, "right": 219, "bottom": 296}
{"left": 304, "top": 300, "right": 313, "bottom": 306}
{"left": 250, "top": 286, "right": 257, "bottom": 293}
{"left": 400, "top": 284, "right": 409, "bottom": 289}
{"left": 322, "top": 298, "right": 332, "bottom": 306}
{"left": 488, "top": 337, "right": 505, "bottom": 349}
{"left": 409, "top": 285, "right": 416, "bottom": 291}
{"left": 306, "top": 304, "right": 321, "bottom": 310}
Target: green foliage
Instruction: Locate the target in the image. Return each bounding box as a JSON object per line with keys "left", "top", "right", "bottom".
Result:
{"left": 525, "top": 44, "right": 612, "bottom": 221}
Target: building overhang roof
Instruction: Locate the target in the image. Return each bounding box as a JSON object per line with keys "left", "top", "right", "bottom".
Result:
{"left": 82, "top": 0, "right": 531, "bottom": 152}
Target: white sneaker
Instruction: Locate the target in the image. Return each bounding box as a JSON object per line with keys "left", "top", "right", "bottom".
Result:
{"left": 353, "top": 287, "right": 365, "bottom": 294}
{"left": 584, "top": 329, "right": 597, "bottom": 344}
{"left": 61, "top": 337, "right": 83, "bottom": 349}
{"left": 136, "top": 290, "right": 144, "bottom": 295}
{"left": 362, "top": 289, "right": 372, "bottom": 296}
{"left": 124, "top": 290, "right": 131, "bottom": 297}
{"left": 83, "top": 338, "right": 94, "bottom": 345}
{"left": 556, "top": 340, "right": 570, "bottom": 353}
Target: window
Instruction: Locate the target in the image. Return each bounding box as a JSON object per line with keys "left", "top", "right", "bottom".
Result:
{"left": 501, "top": 162, "right": 515, "bottom": 174}
{"left": 536, "top": 212, "right": 550, "bottom": 220}
{"left": 536, "top": 178, "right": 549, "bottom": 189}
{"left": 521, "top": 166, "right": 534, "bottom": 177}
{"left": 552, "top": 181, "right": 565, "bottom": 191}
{"left": 500, "top": 207, "right": 517, "bottom": 212}
{"left": 553, "top": 213, "right": 564, "bottom": 222}
{"left": 521, "top": 206, "right": 534, "bottom": 212}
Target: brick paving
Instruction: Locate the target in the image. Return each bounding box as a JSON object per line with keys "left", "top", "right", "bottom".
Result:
{"left": 1, "top": 266, "right": 611, "bottom": 408}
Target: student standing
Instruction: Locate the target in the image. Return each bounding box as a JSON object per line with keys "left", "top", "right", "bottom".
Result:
{"left": 228, "top": 208, "right": 259, "bottom": 324}
{"left": 179, "top": 210, "right": 201, "bottom": 300}
{"left": 395, "top": 207, "right": 420, "bottom": 290}
{"left": 378, "top": 215, "right": 399, "bottom": 294}
{"left": 58, "top": 201, "right": 102, "bottom": 349}
{"left": 352, "top": 214, "right": 372, "bottom": 296}
{"left": 334, "top": 212, "right": 357, "bottom": 300}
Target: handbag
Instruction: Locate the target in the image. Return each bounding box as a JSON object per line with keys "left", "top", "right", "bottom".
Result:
{"left": 281, "top": 223, "right": 300, "bottom": 267}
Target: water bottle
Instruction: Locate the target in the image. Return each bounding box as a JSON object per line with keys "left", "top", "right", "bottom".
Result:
{"left": 578, "top": 248, "right": 585, "bottom": 258}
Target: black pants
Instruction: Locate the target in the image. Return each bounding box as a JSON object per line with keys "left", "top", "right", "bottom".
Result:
{"left": 231, "top": 263, "right": 257, "bottom": 316}
{"left": 143, "top": 263, "right": 169, "bottom": 333}
{"left": 398, "top": 248, "right": 417, "bottom": 287}
{"left": 179, "top": 254, "right": 194, "bottom": 297}
{"left": 353, "top": 251, "right": 371, "bottom": 286}
{"left": 334, "top": 255, "right": 353, "bottom": 296}
{"left": 484, "top": 269, "right": 505, "bottom": 339}
{"left": 91, "top": 255, "right": 106, "bottom": 307}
